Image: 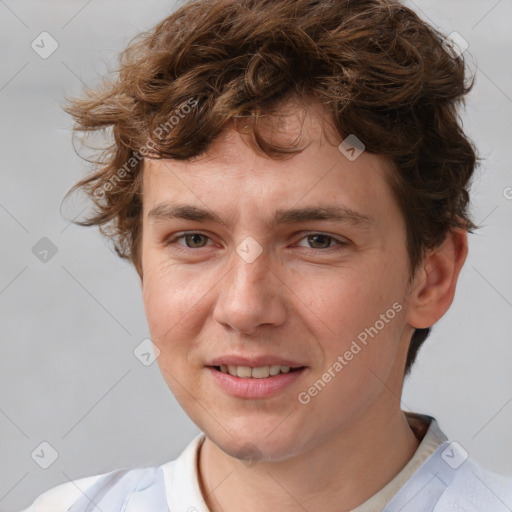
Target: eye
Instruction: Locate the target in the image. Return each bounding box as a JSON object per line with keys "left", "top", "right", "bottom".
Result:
{"left": 296, "top": 232, "right": 348, "bottom": 251}
{"left": 165, "top": 231, "right": 348, "bottom": 253}
{"left": 170, "top": 232, "right": 212, "bottom": 250}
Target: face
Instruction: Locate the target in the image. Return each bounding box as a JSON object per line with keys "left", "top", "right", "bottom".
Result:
{"left": 140, "top": 100, "right": 416, "bottom": 461}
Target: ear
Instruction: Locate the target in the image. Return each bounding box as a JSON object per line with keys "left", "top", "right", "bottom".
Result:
{"left": 406, "top": 228, "right": 468, "bottom": 329}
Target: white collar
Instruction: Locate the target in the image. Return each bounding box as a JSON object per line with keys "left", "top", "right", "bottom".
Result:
{"left": 159, "top": 413, "right": 446, "bottom": 512}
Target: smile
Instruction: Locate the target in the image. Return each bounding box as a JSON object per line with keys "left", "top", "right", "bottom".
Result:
{"left": 214, "top": 364, "right": 304, "bottom": 379}
{"left": 208, "top": 366, "right": 307, "bottom": 399}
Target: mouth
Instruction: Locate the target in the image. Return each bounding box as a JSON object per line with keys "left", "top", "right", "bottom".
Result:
{"left": 210, "top": 364, "right": 307, "bottom": 379}
{"left": 207, "top": 364, "right": 308, "bottom": 399}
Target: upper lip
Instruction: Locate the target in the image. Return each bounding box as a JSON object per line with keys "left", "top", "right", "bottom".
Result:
{"left": 207, "top": 355, "right": 307, "bottom": 368}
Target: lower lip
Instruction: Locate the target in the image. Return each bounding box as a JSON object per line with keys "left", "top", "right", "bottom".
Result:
{"left": 206, "top": 366, "right": 307, "bottom": 399}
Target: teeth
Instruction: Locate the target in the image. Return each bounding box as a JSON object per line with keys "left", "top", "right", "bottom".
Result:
{"left": 237, "top": 366, "right": 252, "bottom": 378}
{"left": 251, "top": 366, "right": 269, "bottom": 378}
{"left": 270, "top": 365, "right": 282, "bottom": 376}
{"left": 221, "top": 364, "right": 295, "bottom": 378}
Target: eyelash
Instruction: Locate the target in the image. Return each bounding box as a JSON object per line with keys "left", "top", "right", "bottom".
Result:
{"left": 165, "top": 231, "right": 348, "bottom": 254}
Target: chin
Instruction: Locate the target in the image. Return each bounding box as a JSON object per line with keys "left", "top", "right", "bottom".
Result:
{"left": 206, "top": 425, "right": 309, "bottom": 464}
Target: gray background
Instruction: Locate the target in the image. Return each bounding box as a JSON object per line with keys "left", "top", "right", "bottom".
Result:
{"left": 1, "top": 0, "right": 511, "bottom": 510}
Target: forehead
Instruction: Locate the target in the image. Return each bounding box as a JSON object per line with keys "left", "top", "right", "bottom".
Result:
{"left": 141, "top": 102, "right": 399, "bottom": 229}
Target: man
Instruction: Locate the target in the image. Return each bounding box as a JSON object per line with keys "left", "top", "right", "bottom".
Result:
{"left": 21, "top": 0, "right": 512, "bottom": 510}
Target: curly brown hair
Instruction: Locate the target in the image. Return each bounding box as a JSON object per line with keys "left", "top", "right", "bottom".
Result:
{"left": 62, "top": 0, "right": 480, "bottom": 376}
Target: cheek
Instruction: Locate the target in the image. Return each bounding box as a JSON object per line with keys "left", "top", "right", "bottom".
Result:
{"left": 302, "top": 295, "right": 406, "bottom": 425}
{"left": 141, "top": 262, "right": 216, "bottom": 379}
{"left": 142, "top": 260, "right": 200, "bottom": 335}
{"left": 315, "top": 258, "right": 407, "bottom": 366}
{"left": 321, "top": 272, "right": 401, "bottom": 330}
{"left": 142, "top": 269, "right": 205, "bottom": 406}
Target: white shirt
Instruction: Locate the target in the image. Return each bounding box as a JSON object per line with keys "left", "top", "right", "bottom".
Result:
{"left": 20, "top": 413, "right": 512, "bottom": 512}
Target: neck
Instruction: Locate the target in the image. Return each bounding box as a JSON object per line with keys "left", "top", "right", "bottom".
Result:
{"left": 197, "top": 406, "right": 421, "bottom": 512}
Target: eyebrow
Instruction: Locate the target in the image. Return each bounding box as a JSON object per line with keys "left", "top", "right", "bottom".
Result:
{"left": 147, "top": 203, "right": 374, "bottom": 229}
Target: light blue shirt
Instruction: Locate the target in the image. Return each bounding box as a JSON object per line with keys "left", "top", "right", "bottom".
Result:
{"left": 21, "top": 414, "right": 512, "bottom": 512}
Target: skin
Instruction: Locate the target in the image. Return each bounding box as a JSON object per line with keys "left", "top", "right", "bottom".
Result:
{"left": 139, "top": 98, "right": 468, "bottom": 512}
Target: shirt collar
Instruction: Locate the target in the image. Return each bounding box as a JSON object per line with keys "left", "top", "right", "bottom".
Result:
{"left": 351, "top": 412, "right": 449, "bottom": 512}
{"left": 160, "top": 412, "right": 449, "bottom": 512}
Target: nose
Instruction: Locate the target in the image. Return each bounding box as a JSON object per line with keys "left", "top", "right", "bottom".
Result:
{"left": 212, "top": 245, "right": 287, "bottom": 335}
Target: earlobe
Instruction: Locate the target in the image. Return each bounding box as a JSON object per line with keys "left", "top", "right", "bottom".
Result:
{"left": 406, "top": 228, "right": 468, "bottom": 329}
